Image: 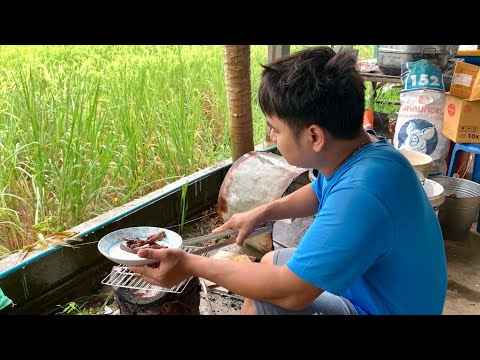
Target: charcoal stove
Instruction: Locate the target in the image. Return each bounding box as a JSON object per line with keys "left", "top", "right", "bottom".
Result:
{"left": 101, "top": 245, "right": 206, "bottom": 315}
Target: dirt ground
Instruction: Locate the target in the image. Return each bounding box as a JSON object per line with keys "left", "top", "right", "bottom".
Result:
{"left": 442, "top": 224, "right": 480, "bottom": 315}
{"left": 199, "top": 289, "right": 243, "bottom": 315}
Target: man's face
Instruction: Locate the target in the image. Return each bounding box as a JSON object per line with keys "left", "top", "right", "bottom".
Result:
{"left": 267, "top": 115, "right": 313, "bottom": 168}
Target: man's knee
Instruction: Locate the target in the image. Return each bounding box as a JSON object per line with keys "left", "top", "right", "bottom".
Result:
{"left": 241, "top": 298, "right": 257, "bottom": 315}
{"left": 240, "top": 251, "right": 276, "bottom": 315}
{"left": 260, "top": 250, "right": 276, "bottom": 265}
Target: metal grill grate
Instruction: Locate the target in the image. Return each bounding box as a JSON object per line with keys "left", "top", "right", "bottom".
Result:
{"left": 101, "top": 245, "right": 206, "bottom": 294}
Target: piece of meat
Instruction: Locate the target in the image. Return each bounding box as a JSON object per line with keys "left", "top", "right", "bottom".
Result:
{"left": 144, "top": 231, "right": 166, "bottom": 242}
{"left": 120, "top": 242, "right": 167, "bottom": 254}
{"left": 120, "top": 230, "right": 168, "bottom": 254}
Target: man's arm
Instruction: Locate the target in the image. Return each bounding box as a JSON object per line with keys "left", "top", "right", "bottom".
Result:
{"left": 258, "top": 182, "right": 319, "bottom": 222}
{"left": 213, "top": 183, "right": 319, "bottom": 244}
{"left": 133, "top": 183, "right": 322, "bottom": 309}
{"left": 135, "top": 248, "right": 323, "bottom": 310}
{"left": 185, "top": 254, "right": 322, "bottom": 310}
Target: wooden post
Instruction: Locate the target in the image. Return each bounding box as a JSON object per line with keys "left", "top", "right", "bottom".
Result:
{"left": 223, "top": 45, "right": 254, "bottom": 162}
{"left": 333, "top": 45, "right": 354, "bottom": 52}
{"left": 267, "top": 45, "right": 290, "bottom": 63}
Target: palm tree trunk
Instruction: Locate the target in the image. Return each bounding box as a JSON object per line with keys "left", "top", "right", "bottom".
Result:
{"left": 223, "top": 45, "right": 254, "bottom": 161}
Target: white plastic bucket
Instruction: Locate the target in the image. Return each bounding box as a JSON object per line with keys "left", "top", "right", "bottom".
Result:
{"left": 422, "top": 178, "right": 445, "bottom": 217}
{"left": 399, "top": 149, "right": 433, "bottom": 177}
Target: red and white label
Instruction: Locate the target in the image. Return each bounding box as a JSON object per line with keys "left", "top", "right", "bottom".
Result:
{"left": 448, "top": 103, "right": 455, "bottom": 116}
{"left": 418, "top": 95, "right": 432, "bottom": 105}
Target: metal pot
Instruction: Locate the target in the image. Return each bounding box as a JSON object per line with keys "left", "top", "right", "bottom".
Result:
{"left": 378, "top": 45, "right": 458, "bottom": 76}
{"left": 432, "top": 176, "right": 480, "bottom": 241}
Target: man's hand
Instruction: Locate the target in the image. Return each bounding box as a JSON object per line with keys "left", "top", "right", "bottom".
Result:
{"left": 128, "top": 248, "right": 190, "bottom": 288}
{"left": 212, "top": 207, "right": 264, "bottom": 246}
{"left": 213, "top": 184, "right": 318, "bottom": 247}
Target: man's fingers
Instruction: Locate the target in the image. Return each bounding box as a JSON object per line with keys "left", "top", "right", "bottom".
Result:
{"left": 212, "top": 222, "right": 231, "bottom": 234}
{"left": 127, "top": 249, "right": 163, "bottom": 273}
{"left": 235, "top": 230, "right": 248, "bottom": 246}
{"left": 128, "top": 265, "right": 142, "bottom": 273}
{"left": 128, "top": 264, "right": 156, "bottom": 278}
{"left": 137, "top": 248, "right": 165, "bottom": 259}
{"left": 142, "top": 274, "right": 161, "bottom": 286}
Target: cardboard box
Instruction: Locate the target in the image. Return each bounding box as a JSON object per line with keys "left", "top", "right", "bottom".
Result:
{"left": 443, "top": 94, "right": 480, "bottom": 143}
{"left": 455, "top": 50, "right": 480, "bottom": 66}
{"left": 449, "top": 62, "right": 480, "bottom": 99}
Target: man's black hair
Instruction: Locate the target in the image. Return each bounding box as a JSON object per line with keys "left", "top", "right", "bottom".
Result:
{"left": 259, "top": 46, "right": 366, "bottom": 140}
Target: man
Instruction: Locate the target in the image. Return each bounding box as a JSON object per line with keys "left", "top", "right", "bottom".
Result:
{"left": 130, "top": 46, "right": 447, "bottom": 315}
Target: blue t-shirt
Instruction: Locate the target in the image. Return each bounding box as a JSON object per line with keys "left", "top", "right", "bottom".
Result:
{"left": 286, "top": 138, "right": 447, "bottom": 315}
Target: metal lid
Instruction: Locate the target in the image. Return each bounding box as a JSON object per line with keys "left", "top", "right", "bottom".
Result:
{"left": 378, "top": 46, "right": 453, "bottom": 55}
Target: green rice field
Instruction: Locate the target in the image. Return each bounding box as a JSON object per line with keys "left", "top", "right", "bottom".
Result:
{"left": 0, "top": 45, "right": 384, "bottom": 254}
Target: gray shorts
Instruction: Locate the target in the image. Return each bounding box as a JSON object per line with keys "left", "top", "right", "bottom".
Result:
{"left": 254, "top": 248, "right": 358, "bottom": 315}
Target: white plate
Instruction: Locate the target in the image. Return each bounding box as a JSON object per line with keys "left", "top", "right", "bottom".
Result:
{"left": 97, "top": 227, "right": 182, "bottom": 265}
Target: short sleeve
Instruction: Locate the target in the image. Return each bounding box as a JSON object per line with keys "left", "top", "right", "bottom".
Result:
{"left": 286, "top": 186, "right": 394, "bottom": 295}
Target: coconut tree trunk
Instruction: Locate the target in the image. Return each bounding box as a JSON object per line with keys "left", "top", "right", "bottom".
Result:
{"left": 223, "top": 45, "right": 254, "bottom": 161}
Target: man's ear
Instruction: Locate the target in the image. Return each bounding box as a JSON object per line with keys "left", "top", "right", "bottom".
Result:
{"left": 308, "top": 125, "right": 325, "bottom": 152}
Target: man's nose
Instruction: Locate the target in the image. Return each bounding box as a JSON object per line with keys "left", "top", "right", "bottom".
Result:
{"left": 269, "top": 128, "right": 277, "bottom": 143}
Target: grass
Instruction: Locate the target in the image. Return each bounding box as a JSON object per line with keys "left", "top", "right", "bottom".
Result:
{"left": 55, "top": 291, "right": 115, "bottom": 315}
{"left": 178, "top": 180, "right": 189, "bottom": 233}
{"left": 0, "top": 45, "right": 386, "bottom": 253}
{"left": 0, "top": 45, "right": 267, "bottom": 252}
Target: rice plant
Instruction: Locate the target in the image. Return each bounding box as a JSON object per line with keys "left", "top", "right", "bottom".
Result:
{"left": 0, "top": 45, "right": 271, "bottom": 250}
{"left": 0, "top": 45, "right": 376, "bottom": 251}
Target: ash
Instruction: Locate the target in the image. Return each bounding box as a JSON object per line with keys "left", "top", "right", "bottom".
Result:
{"left": 199, "top": 290, "right": 244, "bottom": 315}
